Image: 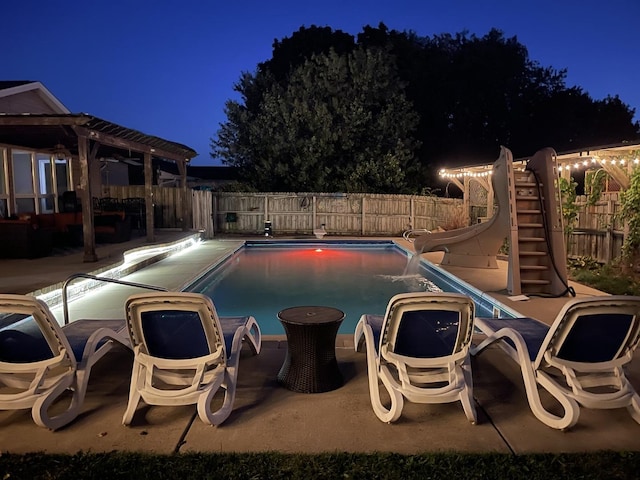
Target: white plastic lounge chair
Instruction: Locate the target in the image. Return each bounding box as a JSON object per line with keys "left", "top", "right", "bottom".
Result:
{"left": 354, "top": 292, "right": 477, "bottom": 423}
{"left": 0, "top": 294, "right": 131, "bottom": 430}
{"left": 472, "top": 296, "right": 640, "bottom": 430}
{"left": 122, "top": 292, "right": 261, "bottom": 426}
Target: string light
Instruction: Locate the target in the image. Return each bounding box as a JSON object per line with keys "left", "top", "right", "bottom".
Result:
{"left": 438, "top": 149, "right": 640, "bottom": 178}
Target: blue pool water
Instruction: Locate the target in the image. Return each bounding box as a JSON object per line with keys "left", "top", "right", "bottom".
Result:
{"left": 186, "top": 240, "right": 512, "bottom": 335}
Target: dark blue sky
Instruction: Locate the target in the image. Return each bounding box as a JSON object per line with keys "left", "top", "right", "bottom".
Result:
{"left": 5, "top": 0, "right": 639, "bottom": 165}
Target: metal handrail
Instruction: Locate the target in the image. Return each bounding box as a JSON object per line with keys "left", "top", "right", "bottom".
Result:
{"left": 402, "top": 229, "right": 431, "bottom": 242}
{"left": 62, "top": 273, "right": 168, "bottom": 325}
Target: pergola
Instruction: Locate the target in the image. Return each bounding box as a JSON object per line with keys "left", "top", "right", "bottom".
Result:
{"left": 0, "top": 113, "right": 197, "bottom": 262}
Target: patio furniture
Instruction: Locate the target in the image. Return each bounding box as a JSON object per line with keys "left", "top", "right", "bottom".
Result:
{"left": 277, "top": 306, "right": 345, "bottom": 393}
{"left": 472, "top": 295, "right": 640, "bottom": 430}
{"left": 0, "top": 294, "right": 131, "bottom": 430}
{"left": 0, "top": 219, "right": 53, "bottom": 258}
{"left": 123, "top": 292, "right": 261, "bottom": 426}
{"left": 354, "top": 292, "right": 477, "bottom": 423}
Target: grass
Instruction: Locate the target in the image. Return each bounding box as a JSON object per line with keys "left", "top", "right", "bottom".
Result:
{"left": 2, "top": 451, "right": 640, "bottom": 480}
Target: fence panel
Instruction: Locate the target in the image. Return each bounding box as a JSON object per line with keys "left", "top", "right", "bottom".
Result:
{"left": 567, "top": 193, "right": 624, "bottom": 262}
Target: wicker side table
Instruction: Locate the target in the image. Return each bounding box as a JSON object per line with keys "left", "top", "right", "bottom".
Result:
{"left": 277, "top": 306, "right": 345, "bottom": 393}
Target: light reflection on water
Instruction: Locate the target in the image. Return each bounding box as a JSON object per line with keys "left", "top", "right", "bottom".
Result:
{"left": 188, "top": 245, "right": 474, "bottom": 334}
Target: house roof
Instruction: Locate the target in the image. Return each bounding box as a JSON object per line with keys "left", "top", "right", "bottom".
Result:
{"left": 0, "top": 81, "right": 70, "bottom": 113}
{"left": 0, "top": 112, "right": 196, "bottom": 162}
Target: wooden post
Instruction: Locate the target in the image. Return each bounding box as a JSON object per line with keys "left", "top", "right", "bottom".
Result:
{"left": 463, "top": 175, "right": 470, "bottom": 226}
{"left": 312, "top": 195, "right": 317, "bottom": 233}
{"left": 410, "top": 197, "right": 415, "bottom": 230}
{"left": 264, "top": 195, "right": 268, "bottom": 233}
{"left": 144, "top": 152, "right": 155, "bottom": 242}
{"left": 177, "top": 159, "right": 189, "bottom": 231}
{"left": 78, "top": 136, "right": 97, "bottom": 262}
{"left": 361, "top": 197, "right": 366, "bottom": 235}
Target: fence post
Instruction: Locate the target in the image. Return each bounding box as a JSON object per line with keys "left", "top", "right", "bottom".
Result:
{"left": 361, "top": 197, "right": 366, "bottom": 235}
{"left": 604, "top": 198, "right": 614, "bottom": 263}
{"left": 410, "top": 197, "right": 415, "bottom": 230}
{"left": 312, "top": 195, "right": 317, "bottom": 232}
{"left": 264, "top": 195, "right": 269, "bottom": 233}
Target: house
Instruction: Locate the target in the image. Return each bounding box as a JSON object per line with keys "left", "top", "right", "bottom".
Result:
{"left": 0, "top": 81, "right": 197, "bottom": 261}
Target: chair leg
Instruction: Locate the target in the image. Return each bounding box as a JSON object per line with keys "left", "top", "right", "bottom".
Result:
{"left": 197, "top": 371, "right": 229, "bottom": 426}
{"left": 244, "top": 317, "right": 262, "bottom": 355}
{"left": 627, "top": 392, "right": 640, "bottom": 424}
{"left": 32, "top": 374, "right": 77, "bottom": 431}
{"left": 358, "top": 320, "right": 403, "bottom": 423}
{"left": 372, "top": 366, "right": 404, "bottom": 423}
{"left": 473, "top": 328, "right": 579, "bottom": 430}
{"left": 122, "top": 362, "right": 144, "bottom": 425}
{"left": 198, "top": 326, "right": 244, "bottom": 426}
{"left": 459, "top": 363, "right": 477, "bottom": 424}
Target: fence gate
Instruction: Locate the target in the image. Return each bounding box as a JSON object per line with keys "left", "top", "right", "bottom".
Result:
{"left": 192, "top": 190, "right": 213, "bottom": 238}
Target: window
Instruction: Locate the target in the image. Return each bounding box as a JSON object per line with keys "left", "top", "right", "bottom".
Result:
{"left": 9, "top": 149, "right": 70, "bottom": 215}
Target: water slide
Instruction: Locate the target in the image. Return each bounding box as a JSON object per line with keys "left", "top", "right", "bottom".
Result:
{"left": 413, "top": 146, "right": 513, "bottom": 268}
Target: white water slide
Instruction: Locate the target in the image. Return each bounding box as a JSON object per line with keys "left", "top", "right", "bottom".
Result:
{"left": 412, "top": 146, "right": 569, "bottom": 296}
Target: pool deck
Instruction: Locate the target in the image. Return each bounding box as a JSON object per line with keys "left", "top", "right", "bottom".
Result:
{"left": 1, "top": 232, "right": 639, "bottom": 455}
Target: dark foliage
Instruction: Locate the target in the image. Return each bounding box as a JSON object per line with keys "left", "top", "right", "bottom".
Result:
{"left": 212, "top": 23, "right": 639, "bottom": 193}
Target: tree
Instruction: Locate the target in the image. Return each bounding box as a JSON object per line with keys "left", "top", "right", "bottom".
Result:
{"left": 213, "top": 46, "right": 421, "bottom": 193}
{"left": 212, "top": 24, "right": 640, "bottom": 193}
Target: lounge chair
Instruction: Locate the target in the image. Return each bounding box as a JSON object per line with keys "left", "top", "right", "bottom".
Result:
{"left": 471, "top": 296, "right": 640, "bottom": 430}
{"left": 354, "top": 292, "right": 477, "bottom": 423}
{"left": 0, "top": 294, "right": 131, "bottom": 430}
{"left": 122, "top": 292, "right": 261, "bottom": 426}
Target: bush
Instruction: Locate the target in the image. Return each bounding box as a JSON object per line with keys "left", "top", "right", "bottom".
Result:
{"left": 569, "top": 258, "right": 640, "bottom": 295}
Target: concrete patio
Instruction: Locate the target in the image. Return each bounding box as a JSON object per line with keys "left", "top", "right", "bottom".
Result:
{"left": 1, "top": 233, "right": 639, "bottom": 455}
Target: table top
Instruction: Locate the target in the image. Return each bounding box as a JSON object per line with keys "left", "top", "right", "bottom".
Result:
{"left": 278, "top": 306, "right": 345, "bottom": 326}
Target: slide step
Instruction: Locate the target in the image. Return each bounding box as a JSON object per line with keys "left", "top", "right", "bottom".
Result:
{"left": 519, "top": 251, "right": 547, "bottom": 256}
{"left": 518, "top": 223, "right": 544, "bottom": 228}
{"left": 521, "top": 279, "right": 551, "bottom": 285}
{"left": 517, "top": 209, "right": 542, "bottom": 214}
{"left": 520, "top": 265, "right": 549, "bottom": 271}
{"left": 519, "top": 237, "right": 545, "bottom": 242}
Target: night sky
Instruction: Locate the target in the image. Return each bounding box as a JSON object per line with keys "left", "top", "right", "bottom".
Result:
{"left": 5, "top": 0, "right": 639, "bottom": 165}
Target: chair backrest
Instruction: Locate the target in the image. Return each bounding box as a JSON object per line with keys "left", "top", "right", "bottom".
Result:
{"left": 534, "top": 296, "right": 640, "bottom": 369}
{"left": 379, "top": 292, "right": 475, "bottom": 360}
{"left": 0, "top": 294, "right": 75, "bottom": 367}
{"left": 125, "top": 292, "right": 226, "bottom": 361}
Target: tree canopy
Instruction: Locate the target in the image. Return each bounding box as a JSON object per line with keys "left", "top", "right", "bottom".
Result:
{"left": 212, "top": 24, "right": 639, "bottom": 193}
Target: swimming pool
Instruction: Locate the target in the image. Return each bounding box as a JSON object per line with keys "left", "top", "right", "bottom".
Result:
{"left": 186, "top": 240, "right": 517, "bottom": 335}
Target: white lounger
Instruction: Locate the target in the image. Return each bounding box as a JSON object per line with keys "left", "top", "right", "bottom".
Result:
{"left": 472, "top": 295, "right": 640, "bottom": 430}
{"left": 354, "top": 292, "right": 477, "bottom": 424}
{"left": 122, "top": 292, "right": 261, "bottom": 426}
{"left": 0, "top": 294, "right": 131, "bottom": 430}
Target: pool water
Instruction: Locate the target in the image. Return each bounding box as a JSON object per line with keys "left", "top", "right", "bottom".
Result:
{"left": 187, "top": 241, "right": 504, "bottom": 335}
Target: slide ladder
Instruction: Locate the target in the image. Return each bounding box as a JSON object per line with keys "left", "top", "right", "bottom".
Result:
{"left": 507, "top": 147, "right": 569, "bottom": 296}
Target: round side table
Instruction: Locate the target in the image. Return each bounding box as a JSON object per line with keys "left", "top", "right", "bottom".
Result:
{"left": 277, "top": 306, "right": 345, "bottom": 393}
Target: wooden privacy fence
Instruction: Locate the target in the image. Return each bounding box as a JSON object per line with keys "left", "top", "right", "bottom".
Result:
{"left": 210, "top": 192, "right": 463, "bottom": 237}
{"left": 105, "top": 186, "right": 628, "bottom": 263}
{"left": 104, "top": 185, "right": 188, "bottom": 229}
{"left": 566, "top": 193, "right": 625, "bottom": 263}
{"left": 104, "top": 188, "right": 463, "bottom": 236}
